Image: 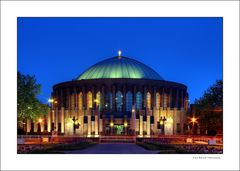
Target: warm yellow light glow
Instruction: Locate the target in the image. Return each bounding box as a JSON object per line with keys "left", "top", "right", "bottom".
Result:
{"left": 191, "top": 117, "right": 196, "bottom": 123}
{"left": 54, "top": 101, "right": 58, "bottom": 104}
{"left": 48, "top": 98, "right": 54, "bottom": 103}
{"left": 66, "top": 122, "right": 71, "bottom": 127}
{"left": 124, "top": 122, "right": 128, "bottom": 127}
{"left": 168, "top": 117, "right": 173, "bottom": 123}
{"left": 160, "top": 121, "right": 163, "bottom": 125}
{"left": 38, "top": 118, "right": 42, "bottom": 123}
{"left": 110, "top": 122, "right": 114, "bottom": 127}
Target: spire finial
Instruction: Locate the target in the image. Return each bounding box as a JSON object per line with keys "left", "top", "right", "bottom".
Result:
{"left": 118, "top": 50, "right": 122, "bottom": 59}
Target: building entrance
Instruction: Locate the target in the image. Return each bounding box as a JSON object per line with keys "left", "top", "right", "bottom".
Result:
{"left": 114, "top": 125, "right": 124, "bottom": 135}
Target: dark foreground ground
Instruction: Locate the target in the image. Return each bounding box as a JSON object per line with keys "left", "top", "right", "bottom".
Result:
{"left": 64, "top": 143, "right": 159, "bottom": 154}
{"left": 18, "top": 141, "right": 223, "bottom": 154}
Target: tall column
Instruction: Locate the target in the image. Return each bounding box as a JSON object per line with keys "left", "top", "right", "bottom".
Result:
{"left": 27, "top": 119, "right": 31, "bottom": 133}
{"left": 139, "top": 114, "right": 143, "bottom": 137}
{"left": 95, "top": 114, "right": 99, "bottom": 137}
{"left": 61, "top": 107, "right": 64, "bottom": 133}
{"left": 91, "top": 115, "right": 95, "bottom": 135}
{"left": 79, "top": 109, "right": 83, "bottom": 135}
{"left": 87, "top": 111, "right": 91, "bottom": 136}
{"left": 34, "top": 120, "right": 38, "bottom": 132}
{"left": 47, "top": 110, "right": 51, "bottom": 132}
{"left": 52, "top": 110, "right": 55, "bottom": 131}
{"left": 65, "top": 110, "right": 70, "bottom": 135}
{"left": 147, "top": 113, "right": 151, "bottom": 137}
{"left": 55, "top": 109, "right": 58, "bottom": 131}
{"left": 131, "top": 106, "right": 136, "bottom": 134}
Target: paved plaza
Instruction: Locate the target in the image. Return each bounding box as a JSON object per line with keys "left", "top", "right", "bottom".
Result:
{"left": 64, "top": 143, "right": 159, "bottom": 154}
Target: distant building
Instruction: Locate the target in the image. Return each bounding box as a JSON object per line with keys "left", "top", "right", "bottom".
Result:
{"left": 26, "top": 52, "right": 189, "bottom": 137}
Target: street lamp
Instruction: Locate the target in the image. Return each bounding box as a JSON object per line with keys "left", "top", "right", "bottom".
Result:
{"left": 190, "top": 116, "right": 198, "bottom": 135}
{"left": 38, "top": 118, "right": 43, "bottom": 123}
{"left": 110, "top": 122, "right": 114, "bottom": 127}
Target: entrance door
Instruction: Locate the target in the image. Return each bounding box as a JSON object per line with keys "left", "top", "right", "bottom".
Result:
{"left": 114, "top": 125, "right": 124, "bottom": 135}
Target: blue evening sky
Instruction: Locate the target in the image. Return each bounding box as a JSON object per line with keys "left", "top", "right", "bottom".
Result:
{"left": 17, "top": 17, "right": 223, "bottom": 104}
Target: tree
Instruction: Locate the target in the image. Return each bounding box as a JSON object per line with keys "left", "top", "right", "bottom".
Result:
{"left": 17, "top": 72, "right": 49, "bottom": 121}
{"left": 194, "top": 80, "right": 223, "bottom": 135}
{"left": 195, "top": 80, "right": 223, "bottom": 109}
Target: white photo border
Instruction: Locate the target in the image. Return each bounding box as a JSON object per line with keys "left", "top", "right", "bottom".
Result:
{"left": 1, "top": 1, "right": 239, "bottom": 170}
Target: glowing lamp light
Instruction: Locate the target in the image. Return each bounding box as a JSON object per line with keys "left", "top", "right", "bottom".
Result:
{"left": 168, "top": 117, "right": 173, "bottom": 123}
{"left": 48, "top": 98, "right": 54, "bottom": 103}
{"left": 66, "top": 122, "right": 71, "bottom": 127}
{"left": 132, "top": 109, "right": 135, "bottom": 113}
{"left": 124, "top": 122, "right": 128, "bottom": 127}
{"left": 191, "top": 117, "right": 196, "bottom": 123}
{"left": 110, "top": 122, "right": 114, "bottom": 127}
{"left": 160, "top": 121, "right": 164, "bottom": 125}
{"left": 38, "top": 118, "right": 42, "bottom": 123}
{"left": 118, "top": 50, "right": 122, "bottom": 57}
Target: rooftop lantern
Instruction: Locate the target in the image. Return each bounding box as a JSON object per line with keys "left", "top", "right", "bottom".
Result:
{"left": 118, "top": 50, "right": 122, "bottom": 59}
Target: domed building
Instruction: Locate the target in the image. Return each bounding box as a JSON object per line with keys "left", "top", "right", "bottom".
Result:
{"left": 29, "top": 52, "right": 189, "bottom": 137}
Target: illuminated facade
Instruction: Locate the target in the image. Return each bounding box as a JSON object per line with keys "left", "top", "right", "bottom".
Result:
{"left": 26, "top": 53, "right": 189, "bottom": 137}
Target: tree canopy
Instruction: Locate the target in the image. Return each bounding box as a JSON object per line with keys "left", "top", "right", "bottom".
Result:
{"left": 17, "top": 71, "right": 49, "bottom": 120}
{"left": 193, "top": 80, "right": 223, "bottom": 134}
{"left": 195, "top": 80, "right": 223, "bottom": 109}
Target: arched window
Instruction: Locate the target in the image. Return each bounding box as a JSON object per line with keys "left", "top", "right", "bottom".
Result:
{"left": 126, "top": 91, "right": 133, "bottom": 111}
{"left": 106, "top": 92, "right": 112, "bottom": 110}
{"left": 87, "top": 91, "right": 92, "bottom": 109}
{"left": 146, "top": 92, "right": 151, "bottom": 109}
{"left": 156, "top": 93, "right": 160, "bottom": 109}
{"left": 96, "top": 91, "right": 103, "bottom": 110}
{"left": 116, "top": 91, "right": 123, "bottom": 112}
{"left": 136, "top": 92, "right": 142, "bottom": 110}
{"left": 79, "top": 92, "right": 83, "bottom": 109}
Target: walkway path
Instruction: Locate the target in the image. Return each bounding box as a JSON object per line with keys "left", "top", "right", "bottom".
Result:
{"left": 64, "top": 143, "right": 159, "bottom": 154}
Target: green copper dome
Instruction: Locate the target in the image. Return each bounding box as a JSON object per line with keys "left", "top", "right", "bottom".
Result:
{"left": 76, "top": 56, "right": 164, "bottom": 80}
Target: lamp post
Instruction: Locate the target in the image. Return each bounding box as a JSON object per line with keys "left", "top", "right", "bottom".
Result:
{"left": 191, "top": 117, "right": 197, "bottom": 135}
{"left": 124, "top": 121, "right": 128, "bottom": 135}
